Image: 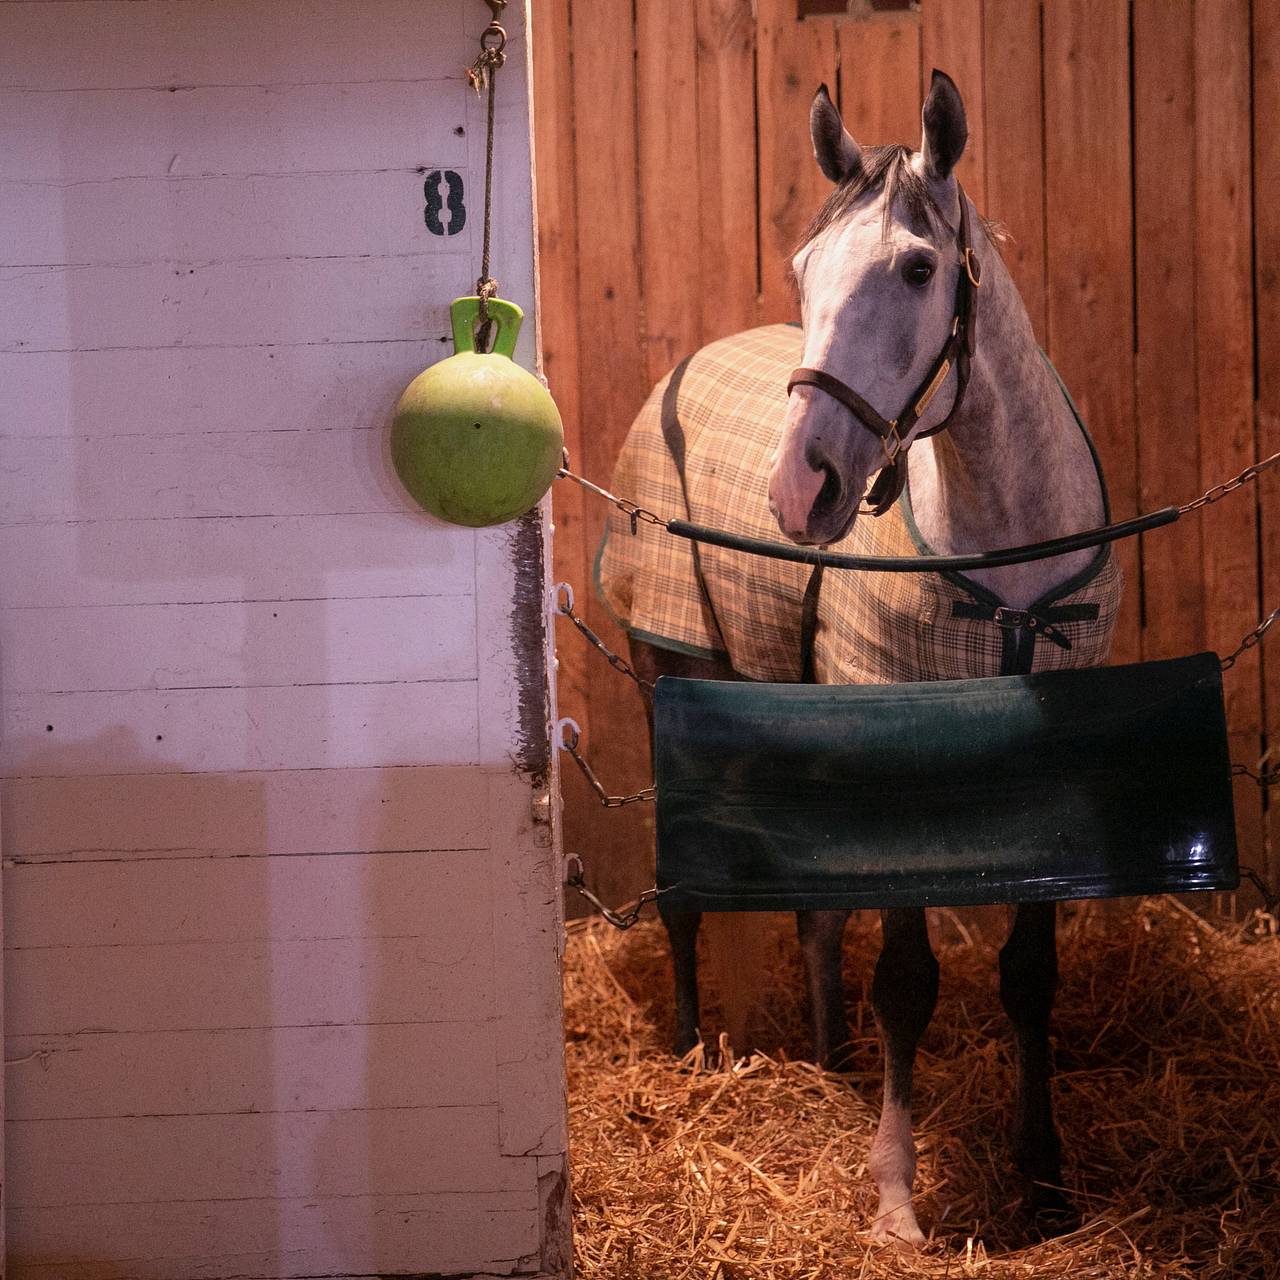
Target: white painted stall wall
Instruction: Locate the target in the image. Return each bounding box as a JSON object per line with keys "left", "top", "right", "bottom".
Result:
{"left": 0, "top": 2, "right": 568, "bottom": 1276}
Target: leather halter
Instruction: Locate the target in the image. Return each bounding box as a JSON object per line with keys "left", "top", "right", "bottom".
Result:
{"left": 787, "top": 182, "right": 982, "bottom": 518}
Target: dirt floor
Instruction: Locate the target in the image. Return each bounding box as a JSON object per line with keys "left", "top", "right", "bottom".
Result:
{"left": 563, "top": 899, "right": 1280, "bottom": 1279}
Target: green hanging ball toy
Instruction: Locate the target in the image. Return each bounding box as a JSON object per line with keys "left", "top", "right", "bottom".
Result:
{"left": 391, "top": 296, "right": 564, "bottom": 527}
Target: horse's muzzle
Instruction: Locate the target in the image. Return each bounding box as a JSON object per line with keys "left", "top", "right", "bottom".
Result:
{"left": 767, "top": 434, "right": 862, "bottom": 546}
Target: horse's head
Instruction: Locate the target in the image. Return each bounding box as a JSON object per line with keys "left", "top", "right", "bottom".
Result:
{"left": 768, "top": 70, "right": 971, "bottom": 545}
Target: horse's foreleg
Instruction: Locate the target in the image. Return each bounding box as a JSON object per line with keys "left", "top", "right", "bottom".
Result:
{"left": 868, "top": 908, "right": 938, "bottom": 1247}
{"left": 659, "top": 903, "right": 703, "bottom": 1056}
{"left": 999, "top": 901, "right": 1072, "bottom": 1225}
{"left": 796, "top": 909, "right": 853, "bottom": 1069}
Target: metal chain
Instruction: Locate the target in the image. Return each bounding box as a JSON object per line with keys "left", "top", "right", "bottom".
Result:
{"left": 564, "top": 855, "right": 664, "bottom": 930}
{"left": 558, "top": 459, "right": 669, "bottom": 537}
{"left": 465, "top": 0, "right": 507, "bottom": 347}
{"left": 553, "top": 583, "right": 655, "bottom": 695}
{"left": 1231, "top": 762, "right": 1280, "bottom": 787}
{"left": 1242, "top": 868, "right": 1280, "bottom": 917}
{"left": 1220, "top": 603, "right": 1280, "bottom": 671}
{"left": 1179, "top": 450, "right": 1280, "bottom": 514}
{"left": 556, "top": 718, "right": 655, "bottom": 808}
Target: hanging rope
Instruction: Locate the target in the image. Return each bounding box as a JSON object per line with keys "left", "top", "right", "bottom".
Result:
{"left": 465, "top": 0, "right": 507, "bottom": 350}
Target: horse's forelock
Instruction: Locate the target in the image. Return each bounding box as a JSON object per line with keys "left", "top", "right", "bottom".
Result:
{"left": 795, "top": 144, "right": 1007, "bottom": 264}
{"left": 795, "top": 145, "right": 943, "bottom": 254}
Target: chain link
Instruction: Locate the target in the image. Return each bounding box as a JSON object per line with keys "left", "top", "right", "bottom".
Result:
{"left": 1224, "top": 769, "right": 1280, "bottom": 910}
{"left": 1220, "top": 603, "right": 1280, "bottom": 671}
{"left": 1232, "top": 762, "right": 1280, "bottom": 787}
{"left": 557, "top": 459, "right": 669, "bottom": 536}
{"left": 1179, "top": 450, "right": 1280, "bottom": 514}
{"left": 553, "top": 583, "right": 654, "bottom": 695}
{"left": 564, "top": 855, "right": 664, "bottom": 930}
{"left": 556, "top": 719, "right": 655, "bottom": 808}
{"left": 1242, "top": 868, "right": 1280, "bottom": 917}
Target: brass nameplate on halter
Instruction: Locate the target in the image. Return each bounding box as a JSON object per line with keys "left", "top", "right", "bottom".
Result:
{"left": 914, "top": 358, "right": 952, "bottom": 419}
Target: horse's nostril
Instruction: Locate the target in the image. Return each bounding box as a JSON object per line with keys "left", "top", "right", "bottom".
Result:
{"left": 812, "top": 460, "right": 843, "bottom": 519}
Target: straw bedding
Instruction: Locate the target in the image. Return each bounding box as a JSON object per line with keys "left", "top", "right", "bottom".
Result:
{"left": 563, "top": 899, "right": 1280, "bottom": 1278}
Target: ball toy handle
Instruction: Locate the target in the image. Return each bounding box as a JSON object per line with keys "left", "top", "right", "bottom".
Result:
{"left": 390, "top": 294, "right": 564, "bottom": 527}
{"left": 451, "top": 295, "right": 523, "bottom": 358}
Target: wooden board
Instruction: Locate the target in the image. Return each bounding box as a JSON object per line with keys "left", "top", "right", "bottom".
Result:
{"left": 1042, "top": 0, "right": 1139, "bottom": 665}
{"left": 0, "top": 255, "right": 465, "bottom": 352}
{"left": 1132, "top": 0, "right": 1203, "bottom": 667}
{"left": 755, "top": 0, "right": 837, "bottom": 324}
{"left": 3, "top": 765, "right": 491, "bottom": 863}
{"left": 696, "top": 0, "right": 760, "bottom": 339}
{"left": 0, "top": 0, "right": 472, "bottom": 88}
{"left": 6, "top": 849, "right": 491, "bottom": 948}
{"left": 5, "top": 1022, "right": 499, "bottom": 1120}
{"left": 3, "top": 679, "right": 480, "bottom": 775}
{"left": 7, "top": 933, "right": 494, "bottom": 1037}
{"left": 2, "top": 341, "right": 446, "bottom": 440}
{"left": 1194, "top": 0, "right": 1264, "bottom": 886}
{"left": 0, "top": 514, "right": 475, "bottom": 608}
{"left": 532, "top": 0, "right": 590, "bottom": 900}
{"left": 4, "top": 170, "right": 464, "bottom": 270}
{"left": 981, "top": 0, "right": 1045, "bottom": 340}
{"left": 6, "top": 1107, "right": 532, "bottom": 1206}
{"left": 8, "top": 1193, "right": 537, "bottom": 1280}
{"left": 1256, "top": 0, "right": 1280, "bottom": 892}
{"left": 0, "top": 82, "right": 466, "bottom": 181}
{"left": 0, "top": 428, "right": 410, "bottom": 524}
{"left": 920, "top": 0, "right": 985, "bottom": 207}
{"left": 0, "top": 595, "right": 476, "bottom": 693}
{"left": 838, "top": 15, "right": 921, "bottom": 147}
{"left": 564, "top": 0, "right": 658, "bottom": 914}
{"left": 637, "top": 0, "right": 702, "bottom": 378}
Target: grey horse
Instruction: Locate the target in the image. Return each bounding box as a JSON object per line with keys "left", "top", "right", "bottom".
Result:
{"left": 610, "top": 71, "right": 1115, "bottom": 1245}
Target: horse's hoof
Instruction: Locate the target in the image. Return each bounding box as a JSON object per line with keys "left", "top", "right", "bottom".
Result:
{"left": 672, "top": 1027, "right": 702, "bottom": 1059}
{"left": 869, "top": 1209, "right": 927, "bottom": 1250}
{"left": 820, "top": 1040, "right": 856, "bottom": 1073}
{"left": 1025, "top": 1184, "right": 1077, "bottom": 1237}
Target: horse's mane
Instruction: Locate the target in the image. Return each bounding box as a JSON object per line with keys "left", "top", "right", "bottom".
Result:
{"left": 795, "top": 143, "right": 1005, "bottom": 255}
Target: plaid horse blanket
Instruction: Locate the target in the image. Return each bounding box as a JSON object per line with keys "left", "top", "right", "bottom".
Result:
{"left": 596, "top": 324, "right": 1122, "bottom": 684}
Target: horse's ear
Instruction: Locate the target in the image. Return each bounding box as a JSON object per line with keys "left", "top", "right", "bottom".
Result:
{"left": 920, "top": 69, "right": 967, "bottom": 181}
{"left": 810, "top": 84, "right": 861, "bottom": 184}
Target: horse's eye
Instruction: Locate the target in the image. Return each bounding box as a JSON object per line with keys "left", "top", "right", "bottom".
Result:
{"left": 903, "top": 258, "right": 935, "bottom": 287}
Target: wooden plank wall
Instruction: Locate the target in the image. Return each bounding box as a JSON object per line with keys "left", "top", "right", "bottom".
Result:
{"left": 0, "top": 2, "right": 567, "bottom": 1276}
{"left": 537, "top": 0, "right": 1279, "bottom": 911}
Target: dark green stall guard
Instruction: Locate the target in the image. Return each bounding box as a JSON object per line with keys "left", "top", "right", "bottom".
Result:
{"left": 654, "top": 653, "right": 1239, "bottom": 912}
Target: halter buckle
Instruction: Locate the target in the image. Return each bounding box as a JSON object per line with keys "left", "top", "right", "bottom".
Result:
{"left": 881, "top": 422, "right": 903, "bottom": 466}
{"left": 964, "top": 247, "right": 982, "bottom": 288}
